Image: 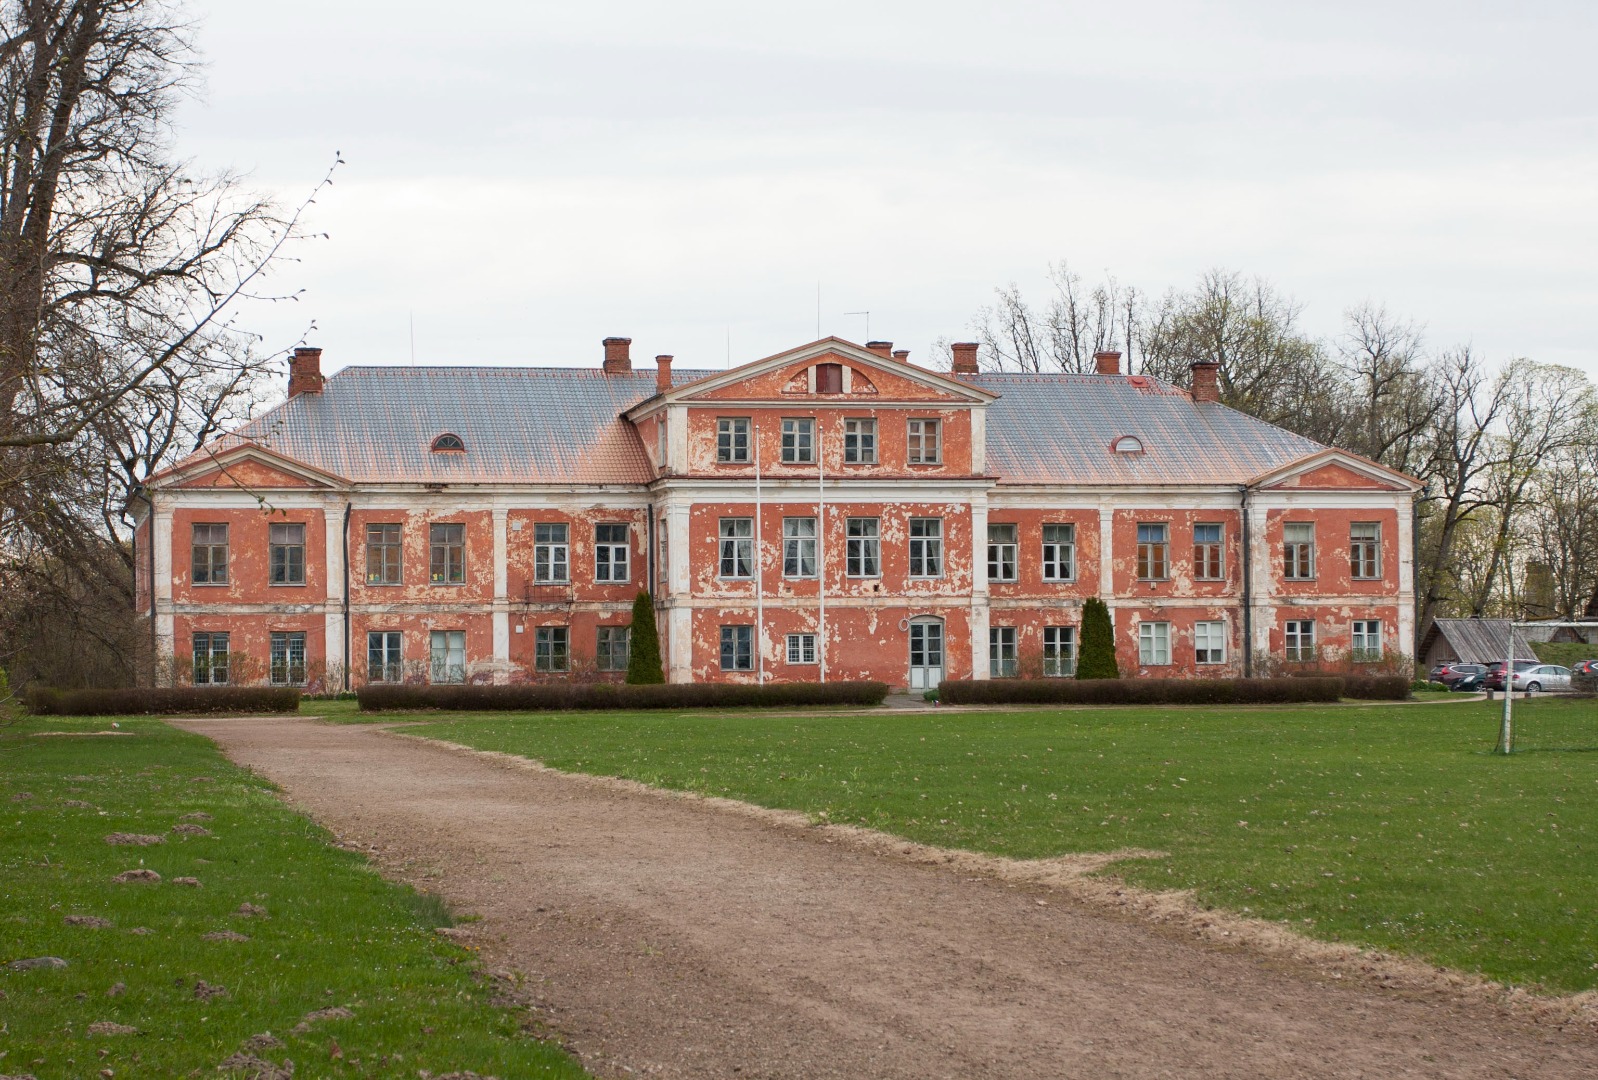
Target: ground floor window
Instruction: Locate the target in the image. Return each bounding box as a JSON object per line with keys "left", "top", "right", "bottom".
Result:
{"left": 989, "top": 626, "right": 1018, "bottom": 678}
{"left": 721, "top": 625, "right": 754, "bottom": 671}
{"left": 1351, "top": 619, "right": 1382, "bottom": 662}
{"left": 535, "top": 626, "right": 570, "bottom": 672}
{"left": 193, "top": 632, "right": 229, "bottom": 685}
{"left": 368, "top": 631, "right": 403, "bottom": 683}
{"left": 1285, "top": 620, "right": 1316, "bottom": 663}
{"left": 1139, "top": 621, "right": 1171, "bottom": 665}
{"left": 786, "top": 633, "right": 817, "bottom": 665}
{"left": 269, "top": 631, "right": 307, "bottom": 685}
{"left": 1194, "top": 620, "right": 1226, "bottom": 665}
{"left": 430, "top": 630, "right": 466, "bottom": 683}
{"left": 1042, "top": 626, "right": 1075, "bottom": 676}
{"left": 597, "top": 626, "right": 630, "bottom": 672}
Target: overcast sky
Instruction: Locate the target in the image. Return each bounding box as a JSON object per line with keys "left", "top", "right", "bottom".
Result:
{"left": 179, "top": 1, "right": 1597, "bottom": 382}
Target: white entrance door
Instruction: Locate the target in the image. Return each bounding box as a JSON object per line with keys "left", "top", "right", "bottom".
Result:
{"left": 909, "top": 618, "right": 945, "bottom": 690}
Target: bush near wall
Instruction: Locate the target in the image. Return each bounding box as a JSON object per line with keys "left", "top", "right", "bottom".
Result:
{"left": 26, "top": 686, "right": 302, "bottom": 716}
{"left": 939, "top": 677, "right": 1351, "bottom": 706}
{"left": 357, "top": 680, "right": 891, "bottom": 712}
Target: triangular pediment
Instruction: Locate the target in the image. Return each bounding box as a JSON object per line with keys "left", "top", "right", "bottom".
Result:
{"left": 1253, "top": 449, "right": 1419, "bottom": 493}
{"left": 155, "top": 442, "right": 349, "bottom": 492}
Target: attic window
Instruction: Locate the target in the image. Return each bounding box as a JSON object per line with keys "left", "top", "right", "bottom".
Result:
{"left": 816, "top": 363, "right": 843, "bottom": 394}
{"left": 1111, "top": 435, "right": 1144, "bottom": 454}
{"left": 431, "top": 433, "right": 465, "bottom": 453}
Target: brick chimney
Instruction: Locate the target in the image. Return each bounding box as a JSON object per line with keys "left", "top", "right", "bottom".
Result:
{"left": 950, "top": 342, "right": 979, "bottom": 375}
{"left": 891, "top": 349, "right": 910, "bottom": 363}
{"left": 864, "top": 340, "right": 893, "bottom": 359}
{"left": 288, "top": 347, "right": 323, "bottom": 398}
{"left": 655, "top": 354, "right": 673, "bottom": 394}
{"left": 1190, "top": 359, "right": 1220, "bottom": 402}
{"left": 602, "top": 336, "right": 632, "bottom": 374}
{"left": 1094, "top": 350, "right": 1122, "bottom": 375}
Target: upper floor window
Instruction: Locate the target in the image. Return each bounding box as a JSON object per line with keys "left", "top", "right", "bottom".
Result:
{"left": 908, "top": 517, "right": 943, "bottom": 578}
{"left": 783, "top": 517, "right": 817, "bottom": 578}
{"left": 1042, "top": 524, "right": 1075, "bottom": 581}
{"left": 987, "top": 524, "right": 1018, "bottom": 582}
{"left": 717, "top": 417, "right": 751, "bottom": 463}
{"left": 816, "top": 363, "right": 843, "bottom": 394}
{"left": 269, "top": 523, "right": 306, "bottom": 585}
{"left": 846, "top": 517, "right": 881, "bottom": 577}
{"left": 366, "top": 524, "right": 402, "bottom": 585}
{"left": 534, "top": 523, "right": 569, "bottom": 583}
{"left": 1350, "top": 522, "right": 1381, "bottom": 579}
{"left": 1283, "top": 523, "right": 1315, "bottom": 579}
{"left": 1136, "top": 522, "right": 1169, "bottom": 580}
{"left": 844, "top": 418, "right": 877, "bottom": 464}
{"left": 430, "top": 523, "right": 465, "bottom": 584}
{"left": 431, "top": 433, "right": 465, "bottom": 452}
{"left": 781, "top": 418, "right": 815, "bottom": 463}
{"left": 193, "top": 631, "right": 229, "bottom": 685}
{"left": 270, "top": 631, "right": 307, "bottom": 685}
{"left": 720, "top": 518, "right": 754, "bottom": 579}
{"left": 191, "top": 523, "right": 229, "bottom": 585}
{"left": 907, "top": 418, "right": 941, "bottom": 464}
{"left": 1193, "top": 523, "right": 1224, "bottom": 580}
{"left": 594, "top": 523, "right": 629, "bottom": 583}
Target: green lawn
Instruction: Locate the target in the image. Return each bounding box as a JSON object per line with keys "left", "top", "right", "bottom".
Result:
{"left": 404, "top": 696, "right": 1598, "bottom": 994}
{"left": 0, "top": 716, "right": 587, "bottom": 1080}
{"left": 1531, "top": 640, "right": 1597, "bottom": 667}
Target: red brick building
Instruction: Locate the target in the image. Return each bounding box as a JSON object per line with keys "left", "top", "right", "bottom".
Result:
{"left": 134, "top": 337, "right": 1419, "bottom": 690}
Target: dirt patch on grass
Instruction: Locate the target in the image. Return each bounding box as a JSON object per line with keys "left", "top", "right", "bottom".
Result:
{"left": 177, "top": 716, "right": 1598, "bottom": 1080}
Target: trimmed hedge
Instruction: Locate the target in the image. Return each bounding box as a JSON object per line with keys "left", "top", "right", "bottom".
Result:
{"left": 1339, "top": 675, "right": 1412, "bottom": 700}
{"left": 26, "top": 686, "right": 302, "bottom": 716}
{"left": 939, "top": 677, "right": 1347, "bottom": 706}
{"left": 356, "top": 680, "right": 891, "bottom": 712}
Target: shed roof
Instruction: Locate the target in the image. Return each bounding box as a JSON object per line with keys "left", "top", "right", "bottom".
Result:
{"left": 1421, "top": 618, "right": 1538, "bottom": 664}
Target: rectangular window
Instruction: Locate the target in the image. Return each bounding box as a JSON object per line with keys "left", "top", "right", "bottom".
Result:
{"left": 782, "top": 517, "right": 817, "bottom": 578}
{"left": 1285, "top": 619, "right": 1316, "bottom": 663}
{"left": 1284, "top": 523, "right": 1315, "bottom": 579}
{"left": 534, "top": 523, "right": 570, "bottom": 583}
{"left": 716, "top": 417, "right": 751, "bottom": 463}
{"left": 192, "top": 523, "right": 230, "bottom": 585}
{"left": 719, "top": 518, "right": 754, "bottom": 579}
{"left": 269, "top": 523, "right": 306, "bottom": 585}
{"left": 430, "top": 523, "right": 465, "bottom": 584}
{"left": 1139, "top": 621, "right": 1172, "bottom": 665}
{"left": 1351, "top": 619, "right": 1382, "bottom": 661}
{"left": 1136, "top": 523, "right": 1169, "bottom": 580}
{"left": 367, "top": 631, "right": 403, "bottom": 683}
{"left": 844, "top": 418, "right": 877, "bottom": 464}
{"left": 365, "top": 524, "right": 402, "bottom": 585}
{"left": 192, "top": 631, "right": 229, "bottom": 685}
{"left": 269, "top": 631, "right": 307, "bottom": 685}
{"left": 781, "top": 417, "right": 815, "bottom": 463}
{"left": 1194, "top": 620, "right": 1227, "bottom": 665}
{"left": 988, "top": 626, "right": 1018, "bottom": 678}
{"left": 816, "top": 363, "right": 843, "bottom": 394}
{"left": 786, "top": 633, "right": 817, "bottom": 665}
{"left": 596, "top": 626, "right": 630, "bottom": 672}
{"left": 430, "top": 629, "right": 467, "bottom": 683}
{"left": 1350, "top": 522, "right": 1381, "bottom": 580}
{"left": 987, "top": 523, "right": 1018, "bottom": 582}
{"left": 1043, "top": 626, "right": 1076, "bottom": 677}
{"left": 1041, "top": 524, "right": 1076, "bottom": 582}
{"left": 846, "top": 517, "right": 881, "bottom": 577}
{"left": 1193, "top": 523, "right": 1224, "bottom": 580}
{"left": 908, "top": 518, "right": 943, "bottom": 578}
{"left": 907, "top": 418, "right": 942, "bottom": 464}
{"left": 720, "top": 625, "right": 754, "bottom": 671}
{"left": 594, "top": 523, "right": 629, "bottom": 583}
{"left": 534, "top": 626, "right": 569, "bottom": 672}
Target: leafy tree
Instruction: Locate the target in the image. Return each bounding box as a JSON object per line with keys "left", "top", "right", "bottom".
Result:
{"left": 626, "top": 590, "right": 665, "bottom": 684}
{"left": 1076, "top": 597, "right": 1118, "bottom": 679}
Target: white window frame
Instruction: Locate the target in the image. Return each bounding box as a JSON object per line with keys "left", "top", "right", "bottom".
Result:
{"left": 192, "top": 631, "right": 229, "bottom": 685}
{"left": 594, "top": 523, "right": 630, "bottom": 583}
{"left": 367, "top": 631, "right": 403, "bottom": 683}
{"left": 716, "top": 417, "right": 751, "bottom": 463}
{"left": 534, "top": 626, "right": 570, "bottom": 672}
{"left": 721, "top": 625, "right": 754, "bottom": 671}
{"left": 719, "top": 518, "right": 754, "bottom": 579}
{"left": 846, "top": 517, "right": 881, "bottom": 578}
{"left": 1194, "top": 620, "right": 1226, "bottom": 665}
{"left": 1284, "top": 619, "right": 1316, "bottom": 662}
{"left": 987, "top": 523, "right": 1018, "bottom": 583}
{"left": 989, "top": 626, "right": 1018, "bottom": 678}
{"left": 907, "top": 418, "right": 941, "bottom": 464}
{"left": 430, "top": 523, "right": 465, "bottom": 585}
{"left": 430, "top": 629, "right": 467, "bottom": 683}
{"left": 596, "top": 626, "right": 630, "bottom": 672}
{"left": 1350, "top": 522, "right": 1381, "bottom": 580}
{"left": 269, "top": 630, "right": 307, "bottom": 685}
{"left": 782, "top": 517, "right": 816, "bottom": 578}
{"left": 1041, "top": 524, "right": 1075, "bottom": 582}
{"left": 844, "top": 418, "right": 877, "bottom": 464}
{"left": 780, "top": 417, "right": 815, "bottom": 464}
{"left": 908, "top": 517, "right": 943, "bottom": 578}
{"left": 1139, "top": 621, "right": 1172, "bottom": 665}
{"left": 1284, "top": 523, "right": 1316, "bottom": 580}
{"left": 366, "top": 523, "right": 403, "bottom": 585}
{"left": 1043, "top": 625, "right": 1076, "bottom": 677}
{"left": 1351, "top": 619, "right": 1382, "bottom": 661}
{"left": 534, "top": 522, "right": 570, "bottom": 583}
{"left": 786, "top": 633, "right": 817, "bottom": 665}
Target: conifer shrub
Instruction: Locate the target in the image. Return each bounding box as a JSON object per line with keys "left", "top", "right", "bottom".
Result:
{"left": 626, "top": 590, "right": 666, "bottom": 684}
{"left": 1076, "top": 597, "right": 1119, "bottom": 679}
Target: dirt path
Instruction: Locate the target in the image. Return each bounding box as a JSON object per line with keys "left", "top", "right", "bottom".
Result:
{"left": 175, "top": 716, "right": 1597, "bottom": 1080}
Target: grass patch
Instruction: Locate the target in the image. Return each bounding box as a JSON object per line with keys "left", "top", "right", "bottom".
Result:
{"left": 1531, "top": 640, "right": 1597, "bottom": 667}
{"left": 0, "top": 716, "right": 587, "bottom": 1080}
{"left": 404, "top": 696, "right": 1598, "bottom": 994}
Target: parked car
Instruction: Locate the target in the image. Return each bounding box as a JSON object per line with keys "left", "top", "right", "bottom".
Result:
{"left": 1511, "top": 665, "right": 1571, "bottom": 693}
{"left": 1446, "top": 665, "right": 1487, "bottom": 692}
{"left": 1429, "top": 661, "right": 1484, "bottom": 685}
{"left": 1483, "top": 660, "right": 1541, "bottom": 691}
{"left": 1571, "top": 659, "right": 1598, "bottom": 678}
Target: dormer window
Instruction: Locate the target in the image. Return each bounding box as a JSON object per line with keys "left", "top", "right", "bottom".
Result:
{"left": 1111, "top": 435, "right": 1144, "bottom": 454}
{"left": 431, "top": 433, "right": 465, "bottom": 452}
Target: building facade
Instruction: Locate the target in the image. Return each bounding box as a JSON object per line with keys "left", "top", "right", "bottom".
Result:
{"left": 134, "top": 337, "right": 1420, "bottom": 690}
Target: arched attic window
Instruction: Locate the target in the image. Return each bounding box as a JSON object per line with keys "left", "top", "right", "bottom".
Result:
{"left": 431, "top": 433, "right": 465, "bottom": 453}
{"left": 1110, "top": 435, "right": 1144, "bottom": 454}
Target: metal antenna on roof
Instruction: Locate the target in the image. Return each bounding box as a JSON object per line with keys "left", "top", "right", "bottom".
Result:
{"left": 844, "top": 310, "right": 869, "bottom": 341}
{"left": 409, "top": 312, "right": 416, "bottom": 364}
{"left": 726, "top": 325, "right": 731, "bottom": 369}
{"left": 816, "top": 282, "right": 821, "bottom": 339}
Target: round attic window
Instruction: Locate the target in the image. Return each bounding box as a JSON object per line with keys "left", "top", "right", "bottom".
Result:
{"left": 1111, "top": 435, "right": 1144, "bottom": 454}
{"left": 431, "top": 433, "right": 465, "bottom": 452}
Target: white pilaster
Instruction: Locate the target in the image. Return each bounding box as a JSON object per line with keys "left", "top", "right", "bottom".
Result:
{"left": 152, "top": 498, "right": 174, "bottom": 661}
{"left": 971, "top": 493, "right": 990, "bottom": 679}
{"left": 667, "top": 605, "right": 692, "bottom": 683}
{"left": 1248, "top": 500, "right": 1274, "bottom": 659}
{"left": 1098, "top": 502, "right": 1114, "bottom": 603}
{"left": 1395, "top": 497, "right": 1416, "bottom": 660}
{"left": 324, "top": 501, "right": 347, "bottom": 683}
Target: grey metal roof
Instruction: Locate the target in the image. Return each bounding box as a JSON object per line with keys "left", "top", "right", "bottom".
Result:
{"left": 965, "top": 373, "right": 1326, "bottom": 485}
{"left": 1423, "top": 619, "right": 1538, "bottom": 664}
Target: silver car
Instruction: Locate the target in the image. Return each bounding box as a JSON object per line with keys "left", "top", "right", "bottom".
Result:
{"left": 1511, "top": 665, "right": 1571, "bottom": 693}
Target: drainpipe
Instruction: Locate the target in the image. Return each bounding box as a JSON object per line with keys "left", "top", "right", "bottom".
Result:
{"left": 342, "top": 501, "right": 352, "bottom": 692}
{"left": 130, "top": 485, "right": 157, "bottom": 687}
{"left": 1240, "top": 485, "right": 1253, "bottom": 678}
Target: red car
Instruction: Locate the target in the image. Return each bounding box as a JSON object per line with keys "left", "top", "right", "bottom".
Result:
{"left": 1571, "top": 659, "right": 1598, "bottom": 678}
{"left": 1483, "top": 660, "right": 1541, "bottom": 691}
